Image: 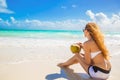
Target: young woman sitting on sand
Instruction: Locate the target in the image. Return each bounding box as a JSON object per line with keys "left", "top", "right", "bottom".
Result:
{"left": 57, "top": 23, "right": 111, "bottom": 80}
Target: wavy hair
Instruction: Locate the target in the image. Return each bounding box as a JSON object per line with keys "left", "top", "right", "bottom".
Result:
{"left": 85, "top": 23, "right": 110, "bottom": 60}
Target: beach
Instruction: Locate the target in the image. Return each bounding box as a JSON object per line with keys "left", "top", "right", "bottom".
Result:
{"left": 0, "top": 0, "right": 120, "bottom": 79}
{"left": 0, "top": 31, "right": 120, "bottom": 80}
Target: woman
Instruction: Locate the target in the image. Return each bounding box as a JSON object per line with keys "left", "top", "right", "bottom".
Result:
{"left": 57, "top": 23, "right": 111, "bottom": 80}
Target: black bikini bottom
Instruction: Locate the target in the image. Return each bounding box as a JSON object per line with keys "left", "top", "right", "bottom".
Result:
{"left": 88, "top": 65, "right": 111, "bottom": 74}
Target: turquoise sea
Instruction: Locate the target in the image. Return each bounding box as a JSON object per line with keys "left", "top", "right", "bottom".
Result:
{"left": 0, "top": 30, "right": 84, "bottom": 39}
{"left": 0, "top": 30, "right": 120, "bottom": 39}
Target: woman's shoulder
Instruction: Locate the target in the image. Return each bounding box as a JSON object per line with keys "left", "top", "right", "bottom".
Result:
{"left": 83, "top": 40, "right": 91, "bottom": 49}
{"left": 84, "top": 39, "right": 94, "bottom": 45}
{"left": 83, "top": 40, "right": 96, "bottom": 48}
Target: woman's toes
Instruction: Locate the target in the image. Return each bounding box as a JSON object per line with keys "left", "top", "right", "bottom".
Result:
{"left": 57, "top": 63, "right": 64, "bottom": 67}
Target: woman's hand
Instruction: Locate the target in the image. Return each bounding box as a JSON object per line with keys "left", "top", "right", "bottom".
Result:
{"left": 76, "top": 42, "right": 83, "bottom": 48}
{"left": 80, "top": 53, "right": 84, "bottom": 57}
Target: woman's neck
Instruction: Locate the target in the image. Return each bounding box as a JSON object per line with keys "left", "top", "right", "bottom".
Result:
{"left": 87, "top": 35, "right": 93, "bottom": 41}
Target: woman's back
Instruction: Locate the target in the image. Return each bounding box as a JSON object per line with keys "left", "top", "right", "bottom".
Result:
{"left": 86, "top": 39, "right": 111, "bottom": 70}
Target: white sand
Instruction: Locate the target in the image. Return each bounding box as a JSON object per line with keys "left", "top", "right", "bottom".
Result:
{"left": 0, "top": 37, "right": 120, "bottom": 80}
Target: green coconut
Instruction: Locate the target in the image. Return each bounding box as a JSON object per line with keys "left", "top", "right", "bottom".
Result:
{"left": 70, "top": 44, "right": 81, "bottom": 53}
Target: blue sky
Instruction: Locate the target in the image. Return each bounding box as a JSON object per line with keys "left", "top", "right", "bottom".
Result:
{"left": 0, "top": 0, "right": 120, "bottom": 31}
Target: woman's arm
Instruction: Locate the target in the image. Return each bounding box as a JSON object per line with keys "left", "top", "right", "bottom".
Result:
{"left": 82, "top": 42, "right": 91, "bottom": 65}
{"left": 80, "top": 53, "right": 84, "bottom": 57}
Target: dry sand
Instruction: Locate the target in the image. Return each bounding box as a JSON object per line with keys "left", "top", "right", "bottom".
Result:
{"left": 0, "top": 38, "right": 120, "bottom": 80}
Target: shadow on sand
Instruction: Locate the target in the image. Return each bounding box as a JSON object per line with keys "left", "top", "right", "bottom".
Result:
{"left": 45, "top": 68, "right": 67, "bottom": 80}
{"left": 45, "top": 67, "right": 93, "bottom": 80}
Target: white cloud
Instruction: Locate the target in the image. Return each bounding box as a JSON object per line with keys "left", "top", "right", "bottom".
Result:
{"left": 61, "top": 5, "right": 77, "bottom": 9}
{"left": 0, "top": 18, "right": 2, "bottom": 21}
{"left": 0, "top": 0, "right": 7, "bottom": 8}
{"left": 0, "top": 18, "right": 10, "bottom": 26}
{"left": 0, "top": 10, "right": 120, "bottom": 32}
{"left": 86, "top": 10, "right": 95, "bottom": 20}
{"left": 10, "top": 17, "right": 16, "bottom": 23}
{"left": 0, "top": 0, "right": 14, "bottom": 14}
{"left": 61, "top": 6, "right": 67, "bottom": 9}
{"left": 72, "top": 5, "right": 77, "bottom": 8}
{"left": 86, "top": 10, "right": 120, "bottom": 31}
{"left": 23, "top": 19, "right": 87, "bottom": 30}
{"left": 86, "top": 10, "right": 110, "bottom": 24}
{"left": 0, "top": 17, "right": 88, "bottom": 30}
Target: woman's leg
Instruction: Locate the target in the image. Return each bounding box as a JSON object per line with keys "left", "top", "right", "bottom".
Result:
{"left": 57, "top": 55, "right": 78, "bottom": 67}
{"left": 75, "top": 54, "right": 90, "bottom": 73}
{"left": 57, "top": 54, "right": 90, "bottom": 73}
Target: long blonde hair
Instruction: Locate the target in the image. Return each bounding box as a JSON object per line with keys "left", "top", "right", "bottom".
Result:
{"left": 85, "top": 23, "right": 110, "bottom": 60}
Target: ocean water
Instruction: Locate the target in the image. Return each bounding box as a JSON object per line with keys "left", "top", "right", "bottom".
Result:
{"left": 0, "top": 29, "right": 120, "bottom": 48}
{"left": 0, "top": 30, "right": 83, "bottom": 39}
{"left": 0, "top": 30, "right": 120, "bottom": 40}
{"left": 0, "top": 30, "right": 120, "bottom": 44}
{"left": 0, "top": 30, "right": 120, "bottom": 64}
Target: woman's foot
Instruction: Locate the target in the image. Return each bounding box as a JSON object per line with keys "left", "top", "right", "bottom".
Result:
{"left": 57, "top": 63, "right": 69, "bottom": 68}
